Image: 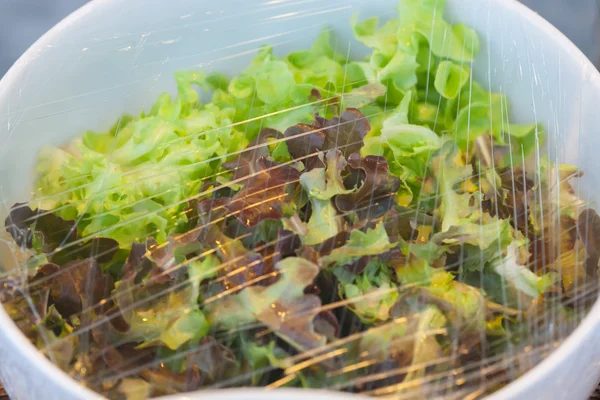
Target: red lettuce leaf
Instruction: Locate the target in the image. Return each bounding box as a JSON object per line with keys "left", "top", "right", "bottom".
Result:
{"left": 35, "top": 258, "right": 114, "bottom": 318}
{"left": 223, "top": 128, "right": 282, "bottom": 180}
{"left": 225, "top": 157, "right": 301, "bottom": 228}
{"left": 315, "top": 108, "right": 370, "bottom": 158}
{"left": 284, "top": 108, "right": 370, "bottom": 165}
{"left": 53, "top": 237, "right": 119, "bottom": 265}
{"left": 5, "top": 204, "right": 119, "bottom": 265}
{"left": 5, "top": 203, "right": 77, "bottom": 251}
{"left": 335, "top": 154, "right": 401, "bottom": 220}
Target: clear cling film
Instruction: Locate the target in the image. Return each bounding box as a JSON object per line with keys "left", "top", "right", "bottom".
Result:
{"left": 0, "top": 1, "right": 599, "bottom": 400}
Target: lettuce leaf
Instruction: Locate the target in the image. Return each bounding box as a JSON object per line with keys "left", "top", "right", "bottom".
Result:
{"left": 299, "top": 150, "right": 350, "bottom": 245}
{"left": 430, "top": 142, "right": 474, "bottom": 232}
{"left": 242, "top": 339, "right": 290, "bottom": 384}
{"left": 359, "top": 305, "right": 447, "bottom": 384}
{"left": 426, "top": 271, "right": 486, "bottom": 328}
{"left": 381, "top": 91, "right": 442, "bottom": 175}
{"left": 340, "top": 260, "right": 399, "bottom": 323}
{"left": 494, "top": 242, "right": 558, "bottom": 298}
{"left": 319, "top": 222, "right": 397, "bottom": 267}
{"left": 434, "top": 61, "right": 470, "bottom": 100}
{"left": 211, "top": 257, "right": 326, "bottom": 351}
{"left": 445, "top": 81, "right": 545, "bottom": 156}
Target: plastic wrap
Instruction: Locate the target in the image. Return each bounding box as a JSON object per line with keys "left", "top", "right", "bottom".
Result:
{"left": 0, "top": 1, "right": 600, "bottom": 399}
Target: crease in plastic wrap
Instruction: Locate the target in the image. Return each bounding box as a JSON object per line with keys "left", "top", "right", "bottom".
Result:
{"left": 0, "top": 0, "right": 600, "bottom": 399}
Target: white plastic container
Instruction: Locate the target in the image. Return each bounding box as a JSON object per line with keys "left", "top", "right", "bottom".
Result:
{"left": 0, "top": 0, "right": 600, "bottom": 399}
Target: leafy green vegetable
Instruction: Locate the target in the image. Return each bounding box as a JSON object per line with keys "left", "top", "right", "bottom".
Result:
{"left": 319, "top": 222, "right": 397, "bottom": 267}
{"left": 401, "top": 305, "right": 447, "bottom": 383}
{"left": 159, "top": 310, "right": 210, "bottom": 350}
{"left": 341, "top": 260, "right": 399, "bottom": 323}
{"left": 445, "top": 81, "right": 545, "bottom": 155}
{"left": 299, "top": 150, "right": 351, "bottom": 245}
{"left": 115, "top": 279, "right": 211, "bottom": 350}
{"left": 5, "top": 1, "right": 595, "bottom": 397}
{"left": 35, "top": 76, "right": 244, "bottom": 245}
{"left": 381, "top": 91, "right": 442, "bottom": 181}
{"left": 434, "top": 61, "right": 470, "bottom": 100}
{"left": 431, "top": 142, "right": 474, "bottom": 232}
{"left": 211, "top": 257, "right": 325, "bottom": 350}
{"left": 427, "top": 271, "right": 485, "bottom": 328}
{"left": 242, "top": 340, "right": 290, "bottom": 384}
{"left": 359, "top": 305, "right": 447, "bottom": 384}
{"left": 494, "top": 242, "right": 558, "bottom": 298}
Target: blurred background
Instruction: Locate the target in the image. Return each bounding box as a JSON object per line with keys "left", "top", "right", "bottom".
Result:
{"left": 0, "top": 0, "right": 598, "bottom": 77}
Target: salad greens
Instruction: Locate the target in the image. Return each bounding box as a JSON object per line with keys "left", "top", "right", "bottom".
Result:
{"left": 2, "top": 0, "right": 599, "bottom": 398}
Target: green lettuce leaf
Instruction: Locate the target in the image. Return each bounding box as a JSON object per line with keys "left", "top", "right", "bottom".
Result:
{"left": 446, "top": 81, "right": 545, "bottom": 155}
{"left": 340, "top": 260, "right": 399, "bottom": 323}
{"left": 430, "top": 142, "right": 474, "bottom": 232}
{"left": 115, "top": 280, "right": 211, "bottom": 350}
{"left": 359, "top": 305, "right": 447, "bottom": 384}
{"left": 434, "top": 61, "right": 470, "bottom": 99}
{"left": 494, "top": 242, "right": 558, "bottom": 298}
{"left": 402, "top": 305, "right": 447, "bottom": 383}
{"left": 434, "top": 215, "right": 514, "bottom": 250}
{"left": 211, "top": 257, "right": 326, "bottom": 351}
{"left": 299, "top": 150, "right": 351, "bottom": 245}
{"left": 320, "top": 222, "right": 397, "bottom": 267}
{"left": 381, "top": 92, "right": 442, "bottom": 173}
{"left": 398, "top": 0, "right": 479, "bottom": 63}
{"left": 242, "top": 339, "right": 290, "bottom": 384}
{"left": 426, "top": 271, "right": 486, "bottom": 328}
{"left": 363, "top": 91, "right": 442, "bottom": 203}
